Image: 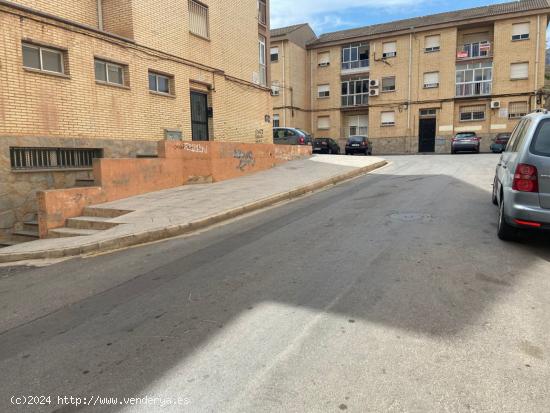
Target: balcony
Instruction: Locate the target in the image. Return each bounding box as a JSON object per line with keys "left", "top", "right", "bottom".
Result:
{"left": 455, "top": 81, "right": 492, "bottom": 97}
{"left": 456, "top": 41, "right": 492, "bottom": 61}
{"left": 341, "top": 59, "right": 370, "bottom": 75}
{"left": 341, "top": 93, "right": 369, "bottom": 108}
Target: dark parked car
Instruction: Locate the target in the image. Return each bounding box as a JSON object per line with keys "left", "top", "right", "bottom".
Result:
{"left": 345, "top": 136, "right": 372, "bottom": 155}
{"left": 313, "top": 138, "right": 340, "bottom": 154}
{"left": 490, "top": 133, "right": 512, "bottom": 153}
{"left": 273, "top": 127, "right": 312, "bottom": 146}
{"left": 451, "top": 132, "right": 481, "bottom": 154}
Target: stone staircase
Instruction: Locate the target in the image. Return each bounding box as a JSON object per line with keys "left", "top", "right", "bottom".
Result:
{"left": 48, "top": 206, "right": 131, "bottom": 238}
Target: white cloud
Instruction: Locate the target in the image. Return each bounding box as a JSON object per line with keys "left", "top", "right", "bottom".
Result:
{"left": 270, "top": 0, "right": 425, "bottom": 33}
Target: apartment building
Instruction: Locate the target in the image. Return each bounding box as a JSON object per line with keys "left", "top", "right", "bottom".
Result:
{"left": 0, "top": 0, "right": 271, "bottom": 239}
{"left": 274, "top": 0, "right": 550, "bottom": 153}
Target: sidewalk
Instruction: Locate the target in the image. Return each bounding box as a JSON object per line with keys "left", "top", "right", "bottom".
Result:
{"left": 0, "top": 155, "right": 386, "bottom": 263}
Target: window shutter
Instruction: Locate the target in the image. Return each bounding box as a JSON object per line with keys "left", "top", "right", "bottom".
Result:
{"left": 318, "top": 52, "right": 330, "bottom": 64}
{"left": 318, "top": 84, "right": 330, "bottom": 94}
{"left": 425, "top": 35, "right": 440, "bottom": 49}
{"left": 317, "top": 116, "right": 330, "bottom": 129}
{"left": 463, "top": 32, "right": 489, "bottom": 43}
{"left": 381, "top": 111, "right": 395, "bottom": 124}
{"left": 188, "top": 0, "right": 209, "bottom": 38}
{"left": 270, "top": 47, "right": 279, "bottom": 55}
{"left": 424, "top": 72, "right": 439, "bottom": 85}
{"left": 512, "top": 23, "right": 530, "bottom": 37}
{"left": 510, "top": 62, "right": 528, "bottom": 79}
{"left": 383, "top": 41, "right": 396, "bottom": 54}
{"left": 509, "top": 102, "right": 529, "bottom": 117}
{"left": 460, "top": 105, "right": 485, "bottom": 114}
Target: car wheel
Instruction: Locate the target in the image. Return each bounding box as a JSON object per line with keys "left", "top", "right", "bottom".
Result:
{"left": 497, "top": 196, "right": 517, "bottom": 241}
{"left": 492, "top": 177, "right": 498, "bottom": 205}
{"left": 451, "top": 149, "right": 455, "bottom": 154}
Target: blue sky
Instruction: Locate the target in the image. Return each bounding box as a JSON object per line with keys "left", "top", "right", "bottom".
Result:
{"left": 271, "top": 0, "right": 520, "bottom": 34}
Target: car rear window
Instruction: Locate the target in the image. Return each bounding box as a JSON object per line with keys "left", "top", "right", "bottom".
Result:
{"left": 455, "top": 133, "right": 476, "bottom": 139}
{"left": 349, "top": 136, "right": 365, "bottom": 143}
{"left": 530, "top": 119, "right": 550, "bottom": 157}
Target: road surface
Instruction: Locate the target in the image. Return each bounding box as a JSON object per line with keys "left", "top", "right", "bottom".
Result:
{"left": 1, "top": 154, "right": 549, "bottom": 413}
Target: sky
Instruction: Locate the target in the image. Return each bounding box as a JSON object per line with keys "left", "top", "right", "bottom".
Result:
{"left": 270, "top": 0, "right": 538, "bottom": 36}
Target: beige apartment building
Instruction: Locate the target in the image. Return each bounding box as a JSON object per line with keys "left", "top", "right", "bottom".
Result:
{"left": 272, "top": 0, "right": 550, "bottom": 153}
{"left": 0, "top": 0, "right": 271, "bottom": 239}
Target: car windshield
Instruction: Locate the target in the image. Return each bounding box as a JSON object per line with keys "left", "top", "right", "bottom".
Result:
{"left": 530, "top": 119, "right": 550, "bottom": 157}
{"left": 349, "top": 136, "right": 366, "bottom": 143}
{"left": 455, "top": 133, "right": 476, "bottom": 140}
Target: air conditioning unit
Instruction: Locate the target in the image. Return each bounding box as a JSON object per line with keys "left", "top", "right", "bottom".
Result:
{"left": 369, "top": 79, "right": 379, "bottom": 88}
{"left": 491, "top": 101, "right": 501, "bottom": 109}
{"left": 369, "top": 89, "right": 380, "bottom": 97}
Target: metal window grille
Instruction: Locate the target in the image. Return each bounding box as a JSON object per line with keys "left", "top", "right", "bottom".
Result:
{"left": 9, "top": 147, "right": 103, "bottom": 170}
{"left": 189, "top": 0, "right": 209, "bottom": 38}
{"left": 509, "top": 102, "right": 529, "bottom": 119}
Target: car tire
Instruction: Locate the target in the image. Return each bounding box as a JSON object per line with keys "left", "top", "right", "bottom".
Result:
{"left": 492, "top": 177, "right": 498, "bottom": 206}
{"left": 497, "top": 196, "right": 517, "bottom": 241}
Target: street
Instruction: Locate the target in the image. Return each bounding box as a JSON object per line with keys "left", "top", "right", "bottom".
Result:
{"left": 1, "top": 154, "right": 549, "bottom": 412}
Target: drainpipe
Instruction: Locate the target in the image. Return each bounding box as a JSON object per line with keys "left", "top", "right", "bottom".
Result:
{"left": 97, "top": 0, "right": 103, "bottom": 30}
{"left": 534, "top": 15, "right": 541, "bottom": 109}
{"left": 282, "top": 41, "right": 287, "bottom": 127}
{"left": 407, "top": 32, "right": 413, "bottom": 152}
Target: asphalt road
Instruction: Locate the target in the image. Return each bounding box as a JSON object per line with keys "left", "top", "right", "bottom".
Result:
{"left": 1, "top": 154, "right": 549, "bottom": 413}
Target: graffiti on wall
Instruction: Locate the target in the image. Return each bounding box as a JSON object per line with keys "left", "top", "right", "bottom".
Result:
{"left": 233, "top": 149, "right": 255, "bottom": 171}
{"left": 173, "top": 142, "right": 208, "bottom": 154}
{"left": 255, "top": 129, "right": 264, "bottom": 144}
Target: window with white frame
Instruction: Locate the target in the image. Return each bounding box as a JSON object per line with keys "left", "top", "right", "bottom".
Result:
{"left": 189, "top": 0, "right": 209, "bottom": 38}
{"left": 148, "top": 71, "right": 172, "bottom": 94}
{"left": 341, "top": 43, "right": 369, "bottom": 70}
{"left": 318, "top": 51, "right": 330, "bottom": 66}
{"left": 318, "top": 84, "right": 330, "bottom": 98}
{"left": 341, "top": 77, "right": 369, "bottom": 107}
{"left": 381, "top": 111, "right": 395, "bottom": 126}
{"left": 94, "top": 59, "right": 125, "bottom": 86}
{"left": 510, "top": 62, "right": 529, "bottom": 80}
{"left": 22, "top": 43, "right": 65, "bottom": 74}
{"left": 382, "top": 76, "right": 396, "bottom": 92}
{"left": 258, "top": 35, "right": 267, "bottom": 86}
{"left": 273, "top": 114, "right": 280, "bottom": 127}
{"left": 317, "top": 116, "right": 330, "bottom": 130}
{"left": 460, "top": 105, "right": 486, "bottom": 121}
{"left": 508, "top": 102, "right": 529, "bottom": 119}
{"left": 382, "top": 41, "right": 397, "bottom": 58}
{"left": 423, "top": 72, "right": 439, "bottom": 88}
{"left": 270, "top": 47, "right": 279, "bottom": 62}
{"left": 271, "top": 81, "right": 280, "bottom": 96}
{"left": 456, "top": 61, "right": 492, "bottom": 97}
{"left": 425, "top": 35, "right": 440, "bottom": 52}
{"left": 512, "top": 22, "right": 530, "bottom": 41}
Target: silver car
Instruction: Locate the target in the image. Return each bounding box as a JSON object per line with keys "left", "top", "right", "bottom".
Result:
{"left": 493, "top": 111, "right": 550, "bottom": 240}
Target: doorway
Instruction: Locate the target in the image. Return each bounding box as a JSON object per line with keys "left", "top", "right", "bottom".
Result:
{"left": 418, "top": 117, "right": 436, "bottom": 152}
{"left": 190, "top": 91, "right": 209, "bottom": 141}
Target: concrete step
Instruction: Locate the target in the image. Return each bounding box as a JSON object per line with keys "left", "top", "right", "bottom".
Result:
{"left": 82, "top": 207, "right": 132, "bottom": 219}
{"left": 11, "top": 229, "right": 40, "bottom": 242}
{"left": 74, "top": 178, "right": 96, "bottom": 187}
{"left": 48, "top": 227, "right": 102, "bottom": 238}
{"left": 23, "top": 220, "right": 39, "bottom": 232}
{"left": 66, "top": 216, "right": 121, "bottom": 231}
{"left": 0, "top": 240, "right": 19, "bottom": 248}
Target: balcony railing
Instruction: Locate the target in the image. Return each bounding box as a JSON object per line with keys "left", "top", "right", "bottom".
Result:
{"left": 342, "top": 93, "right": 369, "bottom": 107}
{"left": 456, "top": 41, "right": 492, "bottom": 60}
{"left": 456, "top": 81, "right": 492, "bottom": 97}
{"left": 341, "top": 59, "right": 370, "bottom": 71}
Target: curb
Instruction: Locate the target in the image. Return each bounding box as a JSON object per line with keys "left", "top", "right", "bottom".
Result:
{"left": 0, "top": 160, "right": 387, "bottom": 263}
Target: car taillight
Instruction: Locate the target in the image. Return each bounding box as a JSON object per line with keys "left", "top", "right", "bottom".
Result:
{"left": 512, "top": 164, "right": 538, "bottom": 193}
{"left": 299, "top": 137, "right": 305, "bottom": 144}
{"left": 321, "top": 141, "right": 327, "bottom": 145}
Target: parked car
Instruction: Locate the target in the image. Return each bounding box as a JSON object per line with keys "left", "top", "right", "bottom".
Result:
{"left": 492, "top": 111, "right": 550, "bottom": 241}
{"left": 313, "top": 138, "right": 340, "bottom": 154}
{"left": 345, "top": 136, "right": 372, "bottom": 155}
{"left": 451, "top": 132, "right": 481, "bottom": 154}
{"left": 490, "top": 133, "right": 512, "bottom": 153}
{"left": 273, "top": 127, "right": 312, "bottom": 146}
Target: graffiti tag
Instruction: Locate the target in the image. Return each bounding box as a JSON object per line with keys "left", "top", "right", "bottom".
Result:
{"left": 233, "top": 149, "right": 255, "bottom": 171}
{"left": 255, "top": 129, "right": 264, "bottom": 144}
{"left": 174, "top": 142, "right": 208, "bottom": 154}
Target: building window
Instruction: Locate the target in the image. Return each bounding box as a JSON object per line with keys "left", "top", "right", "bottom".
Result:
{"left": 382, "top": 41, "right": 397, "bottom": 58}
{"left": 508, "top": 102, "right": 529, "bottom": 119}
{"left": 22, "top": 43, "right": 65, "bottom": 74}
{"left": 381, "top": 76, "right": 396, "bottom": 92}
{"left": 273, "top": 114, "right": 280, "bottom": 128}
{"left": 318, "top": 84, "right": 330, "bottom": 98}
{"left": 258, "top": 35, "right": 267, "bottom": 86}
{"left": 318, "top": 51, "right": 330, "bottom": 67}
{"left": 420, "top": 108, "right": 437, "bottom": 117}
{"left": 460, "top": 105, "right": 486, "bottom": 122}
{"left": 317, "top": 116, "right": 330, "bottom": 130}
{"left": 425, "top": 35, "right": 440, "bottom": 52}
{"left": 189, "top": 0, "right": 209, "bottom": 38}
{"left": 512, "top": 23, "right": 530, "bottom": 41}
{"left": 341, "top": 77, "right": 369, "bottom": 107}
{"left": 510, "top": 62, "right": 529, "bottom": 80}
{"left": 342, "top": 43, "right": 369, "bottom": 70}
{"left": 94, "top": 59, "right": 125, "bottom": 86}
{"left": 346, "top": 115, "right": 368, "bottom": 136}
{"left": 457, "top": 41, "right": 491, "bottom": 59}
{"left": 455, "top": 62, "right": 492, "bottom": 97}
{"left": 10, "top": 147, "right": 103, "bottom": 170}
{"left": 148, "top": 71, "right": 173, "bottom": 94}
{"left": 270, "top": 47, "right": 279, "bottom": 62}
{"left": 271, "top": 81, "right": 280, "bottom": 96}
{"left": 258, "top": 0, "right": 267, "bottom": 25}
{"left": 381, "top": 111, "right": 395, "bottom": 126}
{"left": 423, "top": 72, "right": 439, "bottom": 88}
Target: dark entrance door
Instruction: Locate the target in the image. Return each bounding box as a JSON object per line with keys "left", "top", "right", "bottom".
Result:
{"left": 418, "top": 118, "right": 436, "bottom": 152}
{"left": 190, "top": 91, "right": 209, "bottom": 141}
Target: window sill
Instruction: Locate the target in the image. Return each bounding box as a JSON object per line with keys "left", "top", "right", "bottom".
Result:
{"left": 95, "top": 80, "right": 130, "bottom": 90}
{"left": 11, "top": 167, "right": 93, "bottom": 174}
{"left": 512, "top": 38, "right": 530, "bottom": 42}
{"left": 317, "top": 96, "right": 330, "bottom": 99}
{"left": 381, "top": 89, "right": 396, "bottom": 93}
{"left": 23, "top": 67, "right": 70, "bottom": 79}
{"left": 381, "top": 123, "right": 395, "bottom": 127}
{"left": 149, "top": 90, "right": 176, "bottom": 98}
{"left": 510, "top": 77, "right": 529, "bottom": 81}
{"left": 424, "top": 49, "right": 440, "bottom": 53}
{"left": 189, "top": 31, "right": 211, "bottom": 42}
{"left": 423, "top": 86, "right": 439, "bottom": 89}
{"left": 459, "top": 119, "right": 485, "bottom": 123}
